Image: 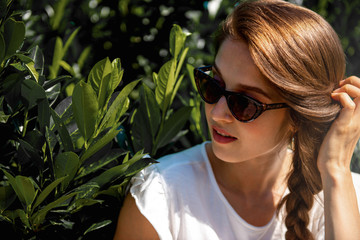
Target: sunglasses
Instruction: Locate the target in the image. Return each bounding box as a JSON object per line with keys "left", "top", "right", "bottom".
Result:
{"left": 194, "top": 66, "right": 288, "bottom": 122}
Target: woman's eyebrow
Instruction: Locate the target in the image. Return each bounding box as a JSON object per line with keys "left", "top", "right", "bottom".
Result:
{"left": 212, "top": 63, "right": 272, "bottom": 100}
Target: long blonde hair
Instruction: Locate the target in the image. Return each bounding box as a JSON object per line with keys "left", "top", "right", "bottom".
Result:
{"left": 216, "top": 0, "right": 345, "bottom": 239}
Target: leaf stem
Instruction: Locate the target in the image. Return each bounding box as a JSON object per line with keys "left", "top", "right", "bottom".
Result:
{"left": 22, "top": 110, "right": 28, "bottom": 137}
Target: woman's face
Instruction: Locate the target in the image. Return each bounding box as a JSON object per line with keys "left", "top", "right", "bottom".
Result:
{"left": 206, "top": 38, "right": 291, "bottom": 163}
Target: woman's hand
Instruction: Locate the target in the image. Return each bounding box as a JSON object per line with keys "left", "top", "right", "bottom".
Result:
{"left": 317, "top": 76, "right": 360, "bottom": 240}
{"left": 317, "top": 76, "right": 360, "bottom": 177}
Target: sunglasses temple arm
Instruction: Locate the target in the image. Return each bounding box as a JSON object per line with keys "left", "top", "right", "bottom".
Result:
{"left": 263, "top": 103, "right": 288, "bottom": 110}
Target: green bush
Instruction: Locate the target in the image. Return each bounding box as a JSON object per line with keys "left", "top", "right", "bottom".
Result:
{"left": 0, "top": 1, "right": 202, "bottom": 238}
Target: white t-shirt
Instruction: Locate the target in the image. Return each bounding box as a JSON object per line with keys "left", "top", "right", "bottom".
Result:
{"left": 130, "top": 142, "right": 360, "bottom": 240}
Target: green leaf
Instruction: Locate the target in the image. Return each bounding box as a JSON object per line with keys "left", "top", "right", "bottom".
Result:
{"left": 6, "top": 209, "right": 31, "bottom": 228}
{"left": 80, "top": 124, "right": 120, "bottom": 163}
{"left": 72, "top": 80, "right": 99, "bottom": 142}
{"left": 99, "top": 79, "right": 140, "bottom": 132}
{"left": 38, "top": 97, "right": 51, "bottom": 133}
{"left": 32, "top": 177, "right": 67, "bottom": 211}
{"left": 0, "top": 186, "right": 16, "bottom": 212}
{"left": 155, "top": 59, "right": 176, "bottom": 112}
{"left": 186, "top": 64, "right": 196, "bottom": 91}
{"left": 68, "top": 198, "right": 102, "bottom": 214}
{"left": 3, "top": 18, "right": 25, "bottom": 59}
{"left": 73, "top": 182, "right": 100, "bottom": 200}
{"left": 31, "top": 192, "right": 77, "bottom": 226}
{"left": 50, "top": 108, "right": 74, "bottom": 152}
{"left": 13, "top": 53, "right": 33, "bottom": 63}
{"left": 63, "top": 27, "right": 80, "bottom": 54}
{"left": 131, "top": 84, "right": 160, "bottom": 153}
{"left": 29, "top": 45, "right": 45, "bottom": 76}
{"left": 156, "top": 106, "right": 193, "bottom": 149}
{"left": 76, "top": 149, "right": 127, "bottom": 180}
{"left": 170, "top": 73, "right": 185, "bottom": 106}
{"left": 54, "top": 152, "right": 79, "bottom": 192}
{"left": 15, "top": 176, "right": 36, "bottom": 211}
{"left": 90, "top": 150, "right": 149, "bottom": 187}
{"left": 88, "top": 57, "right": 113, "bottom": 111}
{"left": 0, "top": 0, "right": 6, "bottom": 19}
{"left": 2, "top": 170, "right": 35, "bottom": 211}
{"left": 43, "top": 75, "right": 72, "bottom": 90}
{"left": 169, "top": 24, "right": 188, "bottom": 59}
{"left": 175, "top": 47, "right": 189, "bottom": 80}
{"left": 21, "top": 79, "right": 46, "bottom": 109}
{"left": 142, "top": 84, "right": 161, "bottom": 138}
{"left": 59, "top": 60, "right": 75, "bottom": 76}
{"left": 110, "top": 58, "right": 124, "bottom": 92}
{"left": 50, "top": 0, "right": 70, "bottom": 30}
{"left": 49, "top": 37, "right": 63, "bottom": 79}
{"left": 84, "top": 220, "right": 112, "bottom": 235}
{"left": 25, "top": 61, "right": 39, "bottom": 82}
{"left": 0, "top": 34, "right": 5, "bottom": 64}
{"left": 78, "top": 46, "right": 91, "bottom": 70}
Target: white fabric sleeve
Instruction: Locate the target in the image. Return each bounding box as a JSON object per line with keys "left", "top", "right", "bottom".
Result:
{"left": 129, "top": 165, "right": 173, "bottom": 240}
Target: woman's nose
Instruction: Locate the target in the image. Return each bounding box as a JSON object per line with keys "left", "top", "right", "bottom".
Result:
{"left": 209, "top": 96, "right": 234, "bottom": 122}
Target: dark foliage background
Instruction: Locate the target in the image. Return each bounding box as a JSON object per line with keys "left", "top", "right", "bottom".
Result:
{"left": 1, "top": 0, "right": 360, "bottom": 238}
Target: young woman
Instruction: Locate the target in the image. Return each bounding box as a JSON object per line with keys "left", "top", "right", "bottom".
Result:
{"left": 114, "top": 0, "right": 360, "bottom": 239}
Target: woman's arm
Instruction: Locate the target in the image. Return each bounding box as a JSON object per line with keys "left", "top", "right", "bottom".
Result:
{"left": 317, "top": 76, "right": 360, "bottom": 240}
{"left": 113, "top": 193, "right": 159, "bottom": 240}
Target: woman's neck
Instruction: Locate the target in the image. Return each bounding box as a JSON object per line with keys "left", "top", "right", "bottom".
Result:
{"left": 206, "top": 142, "right": 292, "bottom": 200}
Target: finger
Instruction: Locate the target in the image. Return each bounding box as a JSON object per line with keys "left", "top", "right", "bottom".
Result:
{"left": 339, "top": 76, "right": 360, "bottom": 88}
{"left": 331, "top": 92, "right": 355, "bottom": 108}
{"left": 333, "top": 84, "right": 360, "bottom": 99}
{"left": 331, "top": 92, "right": 355, "bottom": 124}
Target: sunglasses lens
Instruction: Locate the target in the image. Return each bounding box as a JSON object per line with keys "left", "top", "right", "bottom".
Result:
{"left": 227, "top": 95, "right": 258, "bottom": 121}
{"left": 195, "top": 67, "right": 262, "bottom": 122}
{"left": 197, "top": 73, "right": 221, "bottom": 103}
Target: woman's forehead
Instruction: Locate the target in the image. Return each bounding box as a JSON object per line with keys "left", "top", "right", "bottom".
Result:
{"left": 215, "top": 38, "right": 283, "bottom": 101}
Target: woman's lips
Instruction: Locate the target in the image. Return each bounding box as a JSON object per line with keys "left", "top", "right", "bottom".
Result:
{"left": 212, "top": 126, "right": 237, "bottom": 144}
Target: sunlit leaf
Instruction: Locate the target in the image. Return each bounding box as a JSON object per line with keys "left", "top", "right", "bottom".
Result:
{"left": 24, "top": 62, "right": 39, "bottom": 82}
{"left": 110, "top": 58, "right": 124, "bottom": 92}
{"left": 155, "top": 59, "right": 176, "bottom": 112}
{"left": 28, "top": 45, "right": 45, "bottom": 76}
{"left": 63, "top": 27, "right": 80, "bottom": 54}
{"left": 84, "top": 220, "right": 112, "bottom": 235}
{"left": 88, "top": 58, "right": 112, "bottom": 111}
{"left": 50, "top": 0, "right": 70, "bottom": 30}
{"left": 78, "top": 46, "right": 91, "bottom": 70}
{"left": 49, "top": 37, "right": 63, "bottom": 79}
{"left": 169, "top": 24, "right": 188, "bottom": 59}
{"left": 99, "top": 79, "right": 140, "bottom": 132}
